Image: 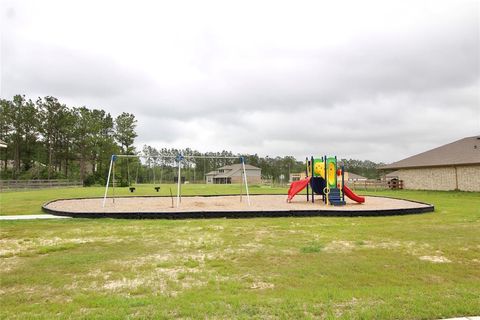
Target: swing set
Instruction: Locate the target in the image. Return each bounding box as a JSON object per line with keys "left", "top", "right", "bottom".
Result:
{"left": 102, "top": 154, "right": 251, "bottom": 208}
{"left": 127, "top": 156, "right": 163, "bottom": 193}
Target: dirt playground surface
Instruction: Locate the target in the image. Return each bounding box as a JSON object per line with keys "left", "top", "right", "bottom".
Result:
{"left": 44, "top": 195, "right": 432, "bottom": 214}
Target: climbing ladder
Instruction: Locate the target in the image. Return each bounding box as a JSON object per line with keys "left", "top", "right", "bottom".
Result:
{"left": 328, "top": 188, "right": 346, "bottom": 206}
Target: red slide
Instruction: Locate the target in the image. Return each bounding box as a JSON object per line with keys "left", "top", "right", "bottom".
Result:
{"left": 343, "top": 185, "right": 365, "bottom": 203}
{"left": 287, "top": 177, "right": 311, "bottom": 202}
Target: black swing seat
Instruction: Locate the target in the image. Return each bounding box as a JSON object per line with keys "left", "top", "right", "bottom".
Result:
{"left": 154, "top": 186, "right": 160, "bottom": 192}
{"left": 129, "top": 187, "right": 136, "bottom": 193}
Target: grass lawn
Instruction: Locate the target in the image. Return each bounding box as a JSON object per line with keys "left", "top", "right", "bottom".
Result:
{"left": 0, "top": 188, "right": 479, "bottom": 319}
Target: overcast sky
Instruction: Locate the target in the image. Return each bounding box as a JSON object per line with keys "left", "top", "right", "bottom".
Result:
{"left": 1, "top": 0, "right": 479, "bottom": 162}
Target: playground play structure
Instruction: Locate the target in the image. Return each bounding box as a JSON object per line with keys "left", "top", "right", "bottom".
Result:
{"left": 287, "top": 156, "right": 365, "bottom": 205}
{"left": 102, "top": 154, "right": 251, "bottom": 208}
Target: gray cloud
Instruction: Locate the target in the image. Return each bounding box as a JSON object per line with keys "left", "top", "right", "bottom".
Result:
{"left": 1, "top": 0, "right": 478, "bottom": 162}
{"left": 2, "top": 40, "right": 152, "bottom": 101}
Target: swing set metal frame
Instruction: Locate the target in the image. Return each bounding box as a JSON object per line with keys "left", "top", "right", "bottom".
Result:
{"left": 102, "top": 154, "right": 251, "bottom": 208}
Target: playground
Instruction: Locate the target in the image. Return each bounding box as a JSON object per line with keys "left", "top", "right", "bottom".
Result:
{"left": 43, "top": 195, "right": 433, "bottom": 218}
{"left": 41, "top": 154, "right": 434, "bottom": 218}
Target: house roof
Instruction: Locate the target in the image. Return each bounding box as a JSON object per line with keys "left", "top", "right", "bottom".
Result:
{"left": 205, "top": 163, "right": 261, "bottom": 179}
{"left": 346, "top": 172, "right": 367, "bottom": 180}
{"left": 380, "top": 136, "right": 480, "bottom": 170}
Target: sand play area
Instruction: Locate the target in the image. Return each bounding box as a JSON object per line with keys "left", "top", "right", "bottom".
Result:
{"left": 43, "top": 195, "right": 434, "bottom": 218}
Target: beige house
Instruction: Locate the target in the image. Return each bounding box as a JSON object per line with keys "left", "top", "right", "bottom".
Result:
{"left": 380, "top": 136, "right": 480, "bottom": 191}
{"left": 205, "top": 164, "right": 261, "bottom": 184}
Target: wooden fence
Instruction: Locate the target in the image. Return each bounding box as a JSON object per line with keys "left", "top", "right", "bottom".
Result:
{"left": 347, "top": 180, "right": 403, "bottom": 191}
{"left": 261, "top": 179, "right": 404, "bottom": 191}
{"left": 0, "top": 179, "right": 83, "bottom": 191}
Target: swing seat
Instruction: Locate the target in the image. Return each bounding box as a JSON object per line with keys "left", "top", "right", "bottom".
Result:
{"left": 154, "top": 186, "right": 160, "bottom": 192}
{"left": 129, "top": 187, "right": 136, "bottom": 193}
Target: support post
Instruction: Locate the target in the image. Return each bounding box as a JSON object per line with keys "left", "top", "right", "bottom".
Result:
{"left": 102, "top": 155, "right": 115, "bottom": 208}
{"left": 341, "top": 164, "right": 345, "bottom": 203}
{"left": 335, "top": 155, "right": 337, "bottom": 189}
{"left": 321, "top": 157, "right": 325, "bottom": 203}
{"left": 176, "top": 155, "right": 183, "bottom": 208}
{"left": 306, "top": 157, "right": 309, "bottom": 202}
{"left": 311, "top": 156, "right": 314, "bottom": 203}
{"left": 241, "top": 157, "right": 250, "bottom": 206}
{"left": 112, "top": 158, "right": 116, "bottom": 204}
{"left": 240, "top": 169, "right": 243, "bottom": 202}
{"left": 324, "top": 155, "right": 327, "bottom": 204}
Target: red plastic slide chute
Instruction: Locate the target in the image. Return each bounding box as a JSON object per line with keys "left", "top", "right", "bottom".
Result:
{"left": 287, "top": 177, "right": 311, "bottom": 202}
{"left": 343, "top": 185, "right": 365, "bottom": 203}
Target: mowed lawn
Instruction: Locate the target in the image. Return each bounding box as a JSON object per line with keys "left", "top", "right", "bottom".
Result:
{"left": 0, "top": 188, "right": 479, "bottom": 319}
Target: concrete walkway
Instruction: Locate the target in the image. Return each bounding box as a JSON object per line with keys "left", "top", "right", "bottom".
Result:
{"left": 441, "top": 317, "right": 480, "bottom": 320}
{"left": 0, "top": 214, "right": 71, "bottom": 220}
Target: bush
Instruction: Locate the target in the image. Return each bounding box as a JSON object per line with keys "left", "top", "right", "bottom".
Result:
{"left": 83, "top": 174, "right": 96, "bottom": 186}
{"left": 83, "top": 172, "right": 107, "bottom": 186}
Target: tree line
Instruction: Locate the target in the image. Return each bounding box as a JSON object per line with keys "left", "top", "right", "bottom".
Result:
{"left": 1, "top": 94, "right": 384, "bottom": 185}
{"left": 123, "top": 147, "right": 307, "bottom": 186}
{"left": 130, "top": 148, "right": 384, "bottom": 185}
{"left": 0, "top": 95, "right": 137, "bottom": 184}
{"left": 340, "top": 159, "right": 385, "bottom": 179}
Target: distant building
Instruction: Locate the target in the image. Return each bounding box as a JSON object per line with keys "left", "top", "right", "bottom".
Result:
{"left": 380, "top": 136, "right": 480, "bottom": 191}
{"left": 289, "top": 172, "right": 307, "bottom": 182}
{"left": 205, "top": 164, "right": 261, "bottom": 184}
{"left": 385, "top": 170, "right": 400, "bottom": 180}
{"left": 345, "top": 172, "right": 367, "bottom": 182}
{"left": 0, "top": 139, "right": 6, "bottom": 148}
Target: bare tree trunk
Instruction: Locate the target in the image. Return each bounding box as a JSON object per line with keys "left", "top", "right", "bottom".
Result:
{"left": 92, "top": 157, "right": 96, "bottom": 175}
{"left": 3, "top": 146, "right": 7, "bottom": 172}
{"left": 13, "top": 137, "right": 21, "bottom": 178}
{"left": 48, "top": 143, "right": 53, "bottom": 179}
{"left": 80, "top": 158, "right": 85, "bottom": 182}
{"left": 80, "top": 145, "right": 86, "bottom": 183}
{"left": 64, "top": 141, "right": 69, "bottom": 178}
{"left": 64, "top": 160, "right": 67, "bottom": 177}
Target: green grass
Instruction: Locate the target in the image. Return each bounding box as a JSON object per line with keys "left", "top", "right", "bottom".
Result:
{"left": 0, "top": 188, "right": 479, "bottom": 319}
{"left": 0, "top": 183, "right": 287, "bottom": 215}
{"left": 300, "top": 241, "right": 324, "bottom": 253}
